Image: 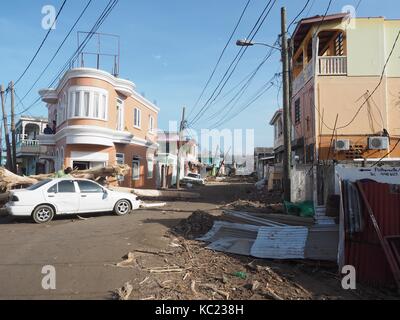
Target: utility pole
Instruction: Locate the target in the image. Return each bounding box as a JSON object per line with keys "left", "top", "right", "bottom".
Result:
{"left": 176, "top": 107, "right": 186, "bottom": 189}
{"left": 0, "top": 85, "right": 12, "bottom": 170}
{"left": 10, "top": 81, "right": 17, "bottom": 173}
{"left": 281, "top": 7, "right": 292, "bottom": 202}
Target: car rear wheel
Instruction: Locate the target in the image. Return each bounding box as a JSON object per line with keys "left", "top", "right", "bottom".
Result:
{"left": 114, "top": 199, "right": 132, "bottom": 216}
{"left": 32, "top": 205, "right": 55, "bottom": 224}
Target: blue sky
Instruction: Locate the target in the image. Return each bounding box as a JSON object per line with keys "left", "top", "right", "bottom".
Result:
{"left": 0, "top": 0, "right": 399, "bottom": 147}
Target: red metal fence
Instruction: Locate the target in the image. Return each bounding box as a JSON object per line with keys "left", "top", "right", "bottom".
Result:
{"left": 345, "top": 180, "right": 400, "bottom": 287}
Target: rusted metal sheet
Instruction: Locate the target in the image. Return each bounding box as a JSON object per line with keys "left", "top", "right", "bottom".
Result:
{"left": 345, "top": 180, "right": 400, "bottom": 287}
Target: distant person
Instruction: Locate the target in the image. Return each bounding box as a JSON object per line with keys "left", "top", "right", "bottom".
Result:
{"left": 52, "top": 121, "right": 57, "bottom": 134}
{"left": 43, "top": 124, "right": 53, "bottom": 135}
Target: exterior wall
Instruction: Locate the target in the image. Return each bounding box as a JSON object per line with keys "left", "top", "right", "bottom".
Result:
{"left": 115, "top": 144, "right": 156, "bottom": 189}
{"left": 292, "top": 79, "right": 316, "bottom": 162}
{"left": 39, "top": 68, "right": 159, "bottom": 189}
{"left": 53, "top": 77, "right": 158, "bottom": 142}
{"left": 347, "top": 18, "right": 400, "bottom": 77}
{"left": 291, "top": 17, "right": 400, "bottom": 163}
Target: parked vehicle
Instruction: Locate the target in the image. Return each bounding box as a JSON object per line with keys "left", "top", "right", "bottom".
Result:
{"left": 181, "top": 173, "right": 205, "bottom": 186}
{"left": 5, "top": 178, "right": 141, "bottom": 224}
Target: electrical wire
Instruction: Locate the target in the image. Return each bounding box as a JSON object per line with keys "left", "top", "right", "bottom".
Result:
{"left": 13, "top": 0, "right": 68, "bottom": 87}
{"left": 287, "top": 0, "right": 311, "bottom": 32}
{"left": 15, "top": 0, "right": 93, "bottom": 107}
{"left": 12, "top": 0, "right": 119, "bottom": 117}
{"left": 336, "top": 29, "right": 400, "bottom": 130}
{"left": 371, "top": 138, "right": 400, "bottom": 167}
{"left": 200, "top": 45, "right": 277, "bottom": 125}
{"left": 207, "top": 74, "right": 278, "bottom": 129}
{"left": 188, "top": 0, "right": 251, "bottom": 119}
{"left": 189, "top": 0, "right": 277, "bottom": 126}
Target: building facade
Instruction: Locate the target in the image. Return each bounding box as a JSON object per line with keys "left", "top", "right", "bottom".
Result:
{"left": 15, "top": 116, "right": 49, "bottom": 175}
{"left": 156, "top": 131, "right": 200, "bottom": 188}
{"left": 290, "top": 13, "right": 400, "bottom": 164}
{"left": 38, "top": 67, "right": 159, "bottom": 189}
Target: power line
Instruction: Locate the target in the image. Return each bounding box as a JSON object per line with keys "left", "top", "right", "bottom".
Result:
{"left": 16, "top": 0, "right": 93, "bottom": 107}
{"left": 207, "top": 74, "right": 278, "bottom": 129}
{"left": 13, "top": 0, "right": 119, "bottom": 117}
{"left": 313, "top": 0, "right": 333, "bottom": 37}
{"left": 13, "top": 0, "right": 68, "bottom": 87}
{"left": 188, "top": 0, "right": 251, "bottom": 119}
{"left": 336, "top": 28, "right": 400, "bottom": 130}
{"left": 189, "top": 0, "right": 277, "bottom": 126}
{"left": 200, "top": 45, "right": 277, "bottom": 125}
{"left": 287, "top": 0, "right": 311, "bottom": 32}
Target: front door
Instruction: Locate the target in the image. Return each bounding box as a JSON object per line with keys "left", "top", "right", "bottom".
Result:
{"left": 46, "top": 180, "right": 80, "bottom": 214}
{"left": 76, "top": 180, "right": 113, "bottom": 213}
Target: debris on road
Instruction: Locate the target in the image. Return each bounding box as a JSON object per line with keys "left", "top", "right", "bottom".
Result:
{"left": 114, "top": 282, "right": 133, "bottom": 300}
{"left": 116, "top": 252, "right": 137, "bottom": 268}
{"left": 110, "top": 187, "right": 201, "bottom": 200}
{"left": 173, "top": 210, "right": 217, "bottom": 239}
{"left": 140, "top": 202, "right": 167, "bottom": 209}
{"left": 0, "top": 165, "right": 130, "bottom": 193}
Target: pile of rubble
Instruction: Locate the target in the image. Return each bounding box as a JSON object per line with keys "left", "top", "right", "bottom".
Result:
{"left": 112, "top": 232, "right": 394, "bottom": 301}
{"left": 173, "top": 210, "right": 218, "bottom": 240}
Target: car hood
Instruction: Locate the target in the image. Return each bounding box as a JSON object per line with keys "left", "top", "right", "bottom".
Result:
{"left": 108, "top": 190, "right": 139, "bottom": 201}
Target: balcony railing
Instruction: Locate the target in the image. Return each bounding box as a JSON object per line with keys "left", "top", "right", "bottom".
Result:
{"left": 16, "top": 139, "right": 41, "bottom": 154}
{"left": 293, "top": 60, "right": 314, "bottom": 95}
{"left": 318, "top": 56, "right": 347, "bottom": 75}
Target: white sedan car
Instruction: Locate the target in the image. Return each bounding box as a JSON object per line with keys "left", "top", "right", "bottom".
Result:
{"left": 5, "top": 178, "right": 141, "bottom": 224}
{"left": 181, "top": 173, "right": 205, "bottom": 186}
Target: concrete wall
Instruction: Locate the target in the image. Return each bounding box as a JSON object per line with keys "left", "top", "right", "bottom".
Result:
{"left": 291, "top": 164, "right": 314, "bottom": 203}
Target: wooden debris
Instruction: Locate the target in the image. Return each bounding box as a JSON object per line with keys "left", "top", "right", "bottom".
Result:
{"left": 263, "top": 288, "right": 283, "bottom": 300}
{"left": 199, "top": 284, "right": 230, "bottom": 300}
{"left": 191, "top": 280, "right": 198, "bottom": 296}
{"left": 116, "top": 252, "right": 137, "bottom": 268}
{"left": 0, "top": 165, "right": 130, "bottom": 192}
{"left": 139, "top": 277, "right": 150, "bottom": 286}
{"left": 148, "top": 266, "right": 185, "bottom": 274}
{"left": 115, "top": 282, "right": 133, "bottom": 300}
{"left": 252, "top": 280, "right": 261, "bottom": 291}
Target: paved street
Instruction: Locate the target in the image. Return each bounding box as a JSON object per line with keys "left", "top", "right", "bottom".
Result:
{"left": 0, "top": 183, "right": 250, "bottom": 300}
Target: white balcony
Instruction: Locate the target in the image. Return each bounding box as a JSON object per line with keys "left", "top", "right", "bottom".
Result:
{"left": 16, "top": 139, "right": 41, "bottom": 155}
{"left": 292, "top": 56, "right": 347, "bottom": 95}
{"left": 318, "top": 56, "right": 347, "bottom": 75}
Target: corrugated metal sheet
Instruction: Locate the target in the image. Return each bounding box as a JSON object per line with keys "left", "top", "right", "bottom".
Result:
{"left": 345, "top": 180, "right": 400, "bottom": 286}
{"left": 251, "top": 227, "right": 309, "bottom": 259}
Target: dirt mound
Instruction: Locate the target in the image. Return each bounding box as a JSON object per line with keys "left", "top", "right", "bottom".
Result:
{"left": 173, "top": 210, "right": 217, "bottom": 239}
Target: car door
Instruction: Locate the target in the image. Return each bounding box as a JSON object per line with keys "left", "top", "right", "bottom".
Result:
{"left": 46, "top": 180, "right": 80, "bottom": 214}
{"left": 76, "top": 180, "right": 113, "bottom": 213}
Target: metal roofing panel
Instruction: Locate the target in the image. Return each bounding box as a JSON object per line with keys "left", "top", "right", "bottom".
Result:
{"left": 251, "top": 227, "right": 309, "bottom": 259}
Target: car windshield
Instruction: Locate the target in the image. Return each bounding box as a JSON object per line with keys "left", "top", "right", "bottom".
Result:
{"left": 27, "top": 179, "right": 52, "bottom": 191}
{"left": 188, "top": 174, "right": 199, "bottom": 178}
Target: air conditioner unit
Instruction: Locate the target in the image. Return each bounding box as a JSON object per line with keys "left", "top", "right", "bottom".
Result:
{"left": 368, "top": 136, "right": 389, "bottom": 150}
{"left": 335, "top": 139, "right": 350, "bottom": 151}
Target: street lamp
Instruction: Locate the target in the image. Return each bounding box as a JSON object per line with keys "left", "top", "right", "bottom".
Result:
{"left": 236, "top": 8, "right": 292, "bottom": 203}
{"left": 236, "top": 39, "right": 281, "bottom": 51}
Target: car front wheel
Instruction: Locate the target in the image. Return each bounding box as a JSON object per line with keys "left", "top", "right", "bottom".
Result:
{"left": 114, "top": 199, "right": 132, "bottom": 216}
{"left": 32, "top": 205, "right": 55, "bottom": 224}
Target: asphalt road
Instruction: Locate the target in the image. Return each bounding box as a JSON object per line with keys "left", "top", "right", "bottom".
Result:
{"left": 0, "top": 183, "right": 252, "bottom": 300}
{"left": 0, "top": 203, "right": 203, "bottom": 300}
